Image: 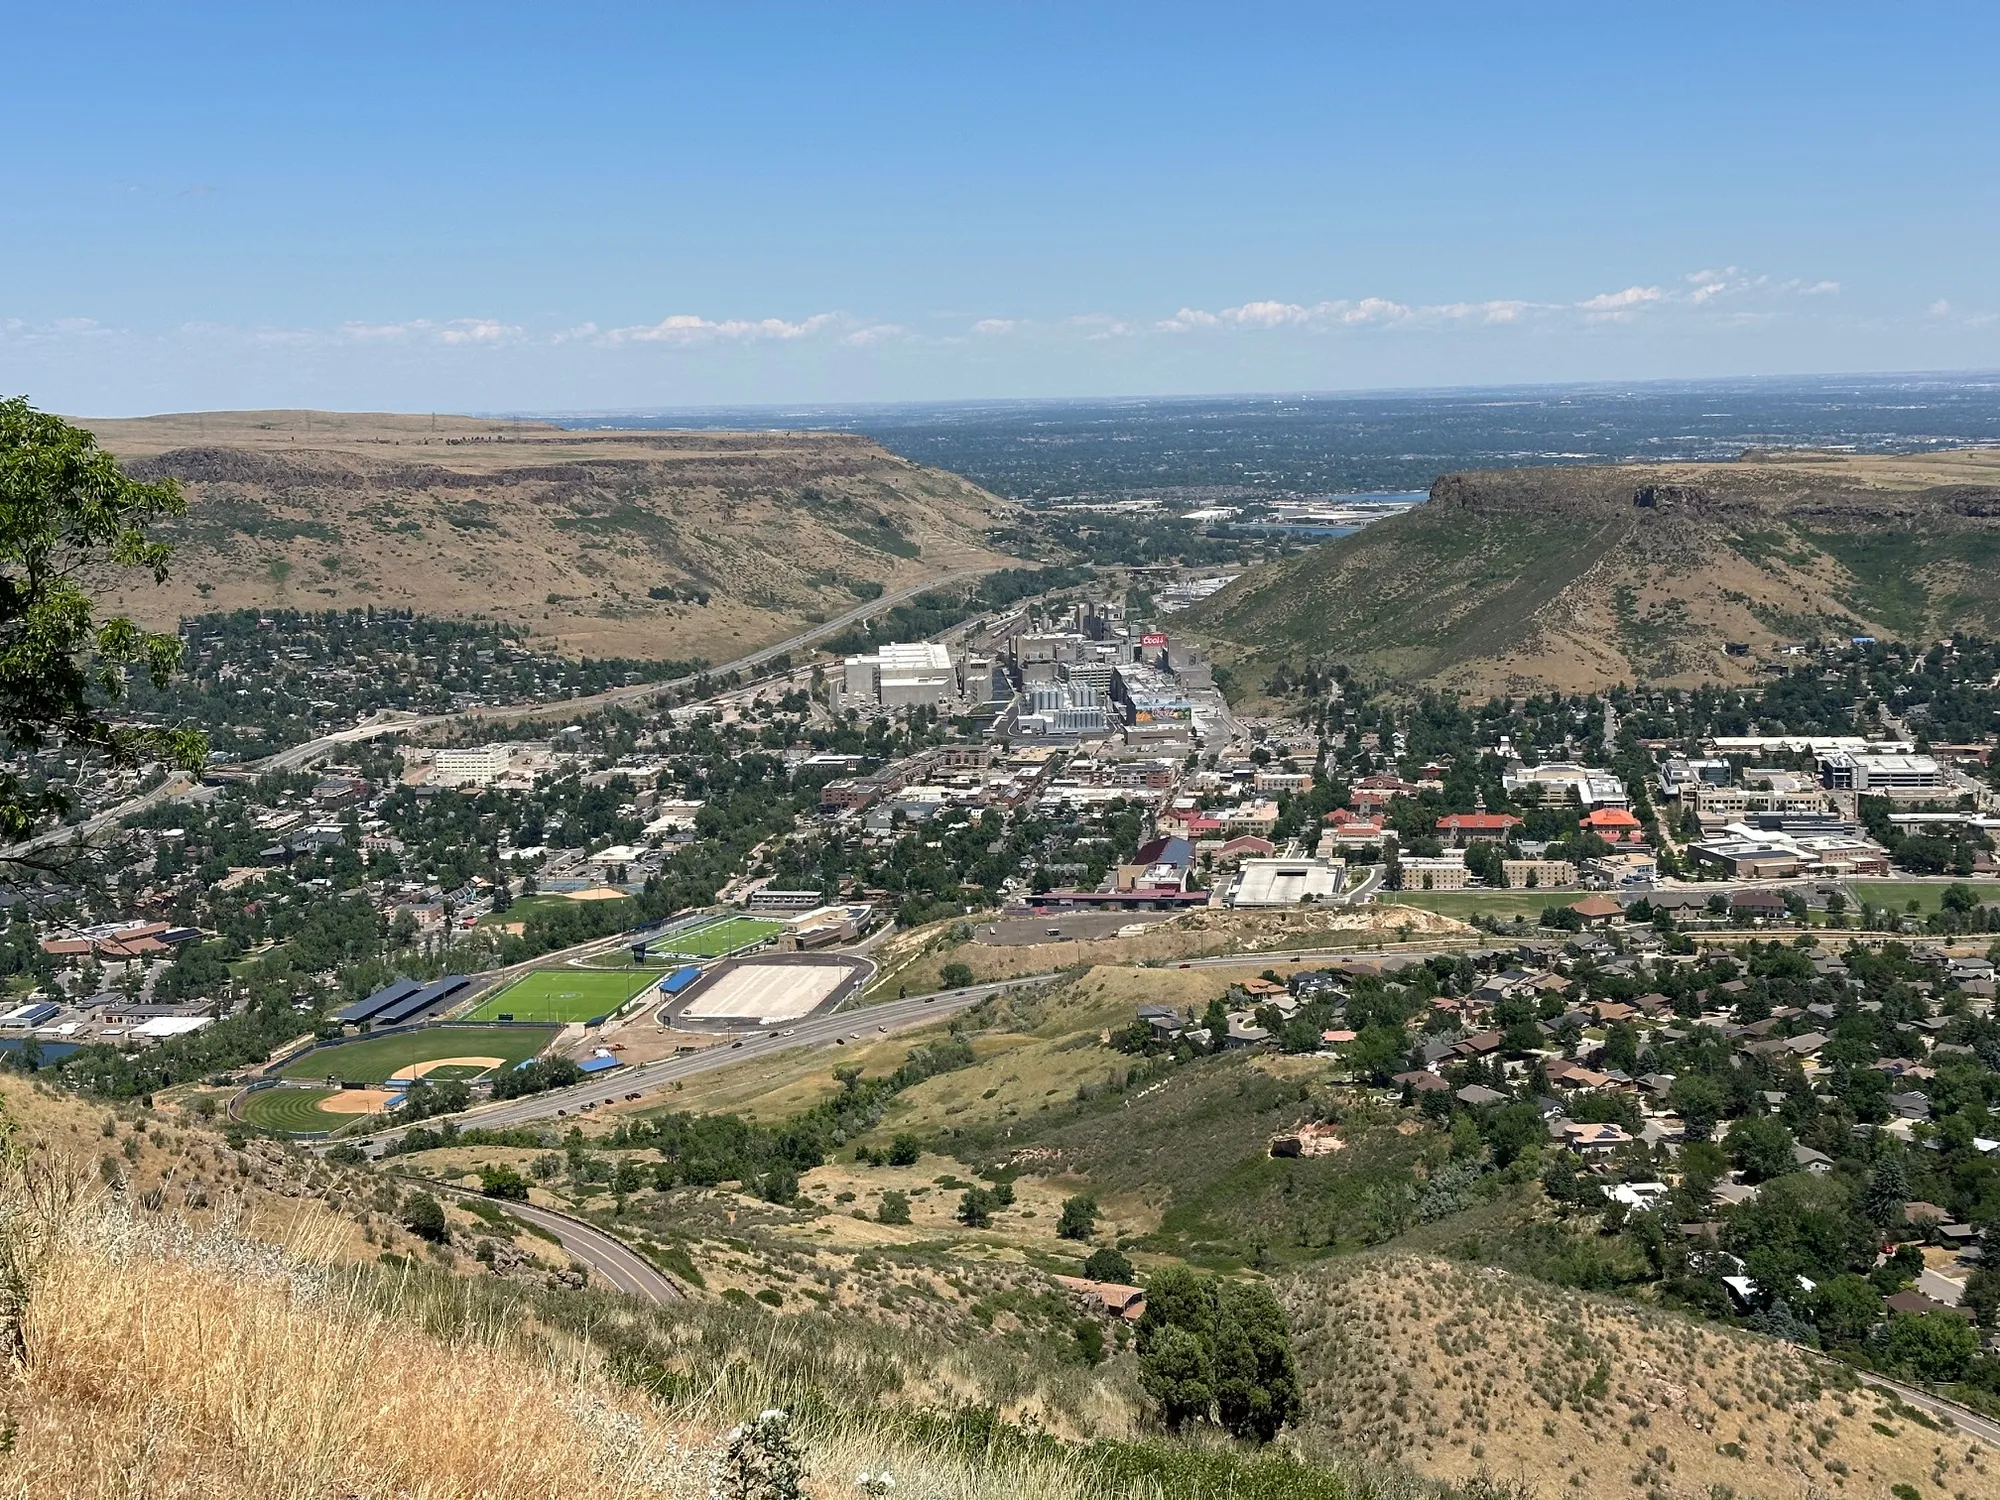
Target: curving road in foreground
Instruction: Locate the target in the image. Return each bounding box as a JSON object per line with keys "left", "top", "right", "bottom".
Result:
{"left": 417, "top": 1177, "right": 686, "bottom": 1304}
{"left": 1860, "top": 1373, "right": 2000, "bottom": 1450}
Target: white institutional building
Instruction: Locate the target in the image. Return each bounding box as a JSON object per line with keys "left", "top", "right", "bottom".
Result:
{"left": 840, "top": 642, "right": 955, "bottom": 711}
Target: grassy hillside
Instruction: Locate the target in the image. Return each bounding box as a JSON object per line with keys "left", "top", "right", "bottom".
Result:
{"left": 1184, "top": 447, "right": 2000, "bottom": 695}
{"left": 1286, "top": 1255, "right": 1991, "bottom": 1500}
{"left": 79, "top": 409, "right": 1026, "bottom": 664}
{"left": 501, "top": 967, "right": 1994, "bottom": 1499}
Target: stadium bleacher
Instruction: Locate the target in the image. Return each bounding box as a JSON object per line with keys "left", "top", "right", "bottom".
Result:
{"left": 334, "top": 977, "right": 422, "bottom": 1026}
{"left": 371, "top": 974, "right": 472, "bottom": 1027}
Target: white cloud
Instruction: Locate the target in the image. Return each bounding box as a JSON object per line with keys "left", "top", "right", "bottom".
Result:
{"left": 337, "top": 318, "right": 521, "bottom": 345}
{"left": 1930, "top": 299, "right": 1953, "bottom": 317}
{"left": 1066, "top": 313, "right": 1134, "bottom": 339}
{"left": 970, "top": 318, "right": 1018, "bottom": 335}
{"left": 1430, "top": 300, "right": 1531, "bottom": 323}
{"left": 600, "top": 311, "right": 843, "bottom": 345}
{"left": 1577, "top": 285, "right": 1665, "bottom": 318}
{"left": 1228, "top": 300, "right": 1313, "bottom": 328}
{"left": 840, "top": 322, "right": 907, "bottom": 347}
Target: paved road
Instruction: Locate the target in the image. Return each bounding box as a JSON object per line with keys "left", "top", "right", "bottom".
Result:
{"left": 1, "top": 568, "right": 1001, "bottom": 862}
{"left": 1340, "top": 864, "right": 1385, "bottom": 905}
{"left": 331, "top": 973, "right": 1064, "bottom": 1154}
{"left": 1861, "top": 1373, "right": 2000, "bottom": 1450}
{"left": 419, "top": 1177, "right": 685, "bottom": 1304}
{"left": 0, "top": 770, "right": 205, "bottom": 861}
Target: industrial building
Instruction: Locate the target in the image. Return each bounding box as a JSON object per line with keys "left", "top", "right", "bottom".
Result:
{"left": 1016, "top": 680, "right": 1111, "bottom": 738}
{"left": 840, "top": 642, "right": 956, "bottom": 711}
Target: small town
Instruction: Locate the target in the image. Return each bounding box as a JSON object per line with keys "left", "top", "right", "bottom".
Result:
{"left": 10, "top": 11, "right": 2000, "bottom": 1494}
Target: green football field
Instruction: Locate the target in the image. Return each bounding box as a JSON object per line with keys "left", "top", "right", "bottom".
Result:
{"left": 281, "top": 1024, "right": 557, "bottom": 1084}
{"left": 239, "top": 1086, "right": 361, "bottom": 1133}
{"left": 464, "top": 968, "right": 655, "bottom": 1023}
{"left": 650, "top": 916, "right": 785, "bottom": 958}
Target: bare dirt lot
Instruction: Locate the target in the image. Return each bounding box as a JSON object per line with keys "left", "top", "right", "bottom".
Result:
{"left": 973, "top": 912, "right": 1178, "bottom": 946}
{"left": 316, "top": 1088, "right": 398, "bottom": 1115}
{"left": 874, "top": 904, "right": 1475, "bottom": 998}
{"left": 387, "top": 1056, "right": 504, "bottom": 1082}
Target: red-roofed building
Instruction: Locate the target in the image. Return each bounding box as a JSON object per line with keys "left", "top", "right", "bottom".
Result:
{"left": 1436, "top": 812, "right": 1522, "bottom": 844}
{"left": 1581, "top": 807, "right": 1645, "bottom": 843}
{"left": 1321, "top": 808, "right": 1387, "bottom": 847}
{"left": 1211, "top": 835, "right": 1275, "bottom": 865}
{"left": 1351, "top": 775, "right": 1420, "bottom": 812}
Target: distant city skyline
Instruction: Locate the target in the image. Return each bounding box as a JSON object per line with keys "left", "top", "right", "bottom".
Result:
{"left": 3, "top": 2, "right": 1996, "bottom": 414}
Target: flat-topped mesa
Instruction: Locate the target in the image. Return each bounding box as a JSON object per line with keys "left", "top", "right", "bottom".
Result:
{"left": 77, "top": 411, "right": 1025, "bottom": 663}
{"left": 1426, "top": 467, "right": 1719, "bottom": 519}
{"left": 1429, "top": 461, "right": 2000, "bottom": 524}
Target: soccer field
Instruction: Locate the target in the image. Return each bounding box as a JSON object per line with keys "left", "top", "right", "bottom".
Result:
{"left": 650, "top": 916, "right": 786, "bottom": 958}
{"left": 281, "top": 1024, "right": 557, "bottom": 1084}
{"left": 465, "top": 969, "right": 654, "bottom": 1023}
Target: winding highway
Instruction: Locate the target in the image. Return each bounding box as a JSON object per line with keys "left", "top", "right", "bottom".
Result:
{"left": 0, "top": 566, "right": 1001, "bottom": 864}
{"left": 1859, "top": 1373, "right": 2000, "bottom": 1451}
{"left": 418, "top": 1177, "right": 687, "bottom": 1304}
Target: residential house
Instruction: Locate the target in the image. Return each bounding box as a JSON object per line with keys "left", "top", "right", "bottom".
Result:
{"left": 1568, "top": 895, "right": 1623, "bottom": 928}
{"left": 1558, "top": 1121, "right": 1634, "bottom": 1156}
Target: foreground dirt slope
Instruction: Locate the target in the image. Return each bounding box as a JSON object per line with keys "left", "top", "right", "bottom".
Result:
{"left": 1187, "top": 447, "right": 2000, "bottom": 696}
{"left": 1287, "top": 1254, "right": 1992, "bottom": 1500}
{"left": 79, "top": 409, "right": 1026, "bottom": 662}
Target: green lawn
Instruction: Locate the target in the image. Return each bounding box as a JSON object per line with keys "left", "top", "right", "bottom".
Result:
{"left": 1380, "top": 890, "right": 1566, "bottom": 921}
{"left": 650, "top": 915, "right": 785, "bottom": 958}
{"left": 1844, "top": 880, "right": 1967, "bottom": 915}
{"left": 465, "top": 968, "right": 653, "bottom": 1023}
{"left": 239, "top": 1086, "right": 357, "bottom": 1133}
{"left": 475, "top": 892, "right": 608, "bottom": 927}
{"left": 281, "top": 1024, "right": 557, "bottom": 1084}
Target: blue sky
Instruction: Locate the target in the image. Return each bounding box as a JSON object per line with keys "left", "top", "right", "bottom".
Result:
{"left": 4, "top": 1, "right": 1996, "bottom": 414}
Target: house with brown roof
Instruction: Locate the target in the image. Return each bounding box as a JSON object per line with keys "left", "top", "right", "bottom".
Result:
{"left": 1558, "top": 1121, "right": 1633, "bottom": 1155}
{"left": 1052, "top": 1276, "right": 1147, "bottom": 1322}
{"left": 1393, "top": 1070, "right": 1450, "bottom": 1093}
{"left": 1568, "top": 895, "right": 1623, "bottom": 927}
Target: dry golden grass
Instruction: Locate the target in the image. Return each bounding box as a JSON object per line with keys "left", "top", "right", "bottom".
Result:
{"left": 76, "top": 411, "right": 1022, "bottom": 663}
{"left": 0, "top": 1085, "right": 1250, "bottom": 1500}
{"left": 2, "top": 1157, "right": 708, "bottom": 1499}
{"left": 869, "top": 908, "right": 1473, "bottom": 1000}
{"left": 1286, "top": 1254, "right": 1997, "bottom": 1500}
